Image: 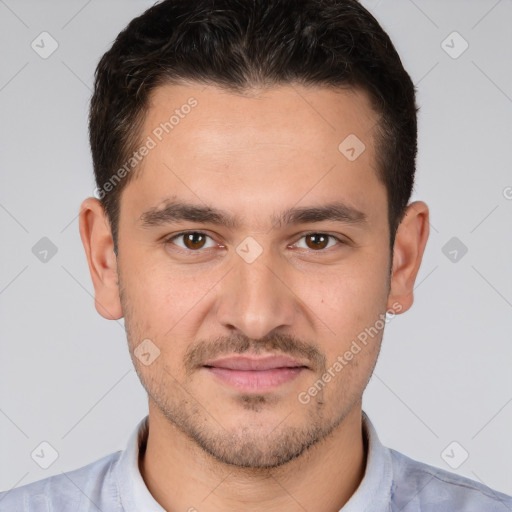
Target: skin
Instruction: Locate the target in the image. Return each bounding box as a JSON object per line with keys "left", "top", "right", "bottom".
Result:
{"left": 79, "top": 83, "right": 429, "bottom": 512}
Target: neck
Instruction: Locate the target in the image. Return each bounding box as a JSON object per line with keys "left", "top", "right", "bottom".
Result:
{"left": 139, "top": 401, "right": 367, "bottom": 512}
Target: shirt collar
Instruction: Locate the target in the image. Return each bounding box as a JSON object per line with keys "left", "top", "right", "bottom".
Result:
{"left": 115, "top": 415, "right": 165, "bottom": 511}
{"left": 341, "top": 410, "right": 393, "bottom": 511}
{"left": 115, "top": 411, "right": 393, "bottom": 511}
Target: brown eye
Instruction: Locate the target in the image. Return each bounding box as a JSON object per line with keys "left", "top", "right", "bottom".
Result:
{"left": 294, "top": 233, "right": 342, "bottom": 251}
{"left": 183, "top": 232, "right": 207, "bottom": 250}
{"left": 168, "top": 231, "right": 216, "bottom": 251}
{"left": 305, "top": 233, "right": 329, "bottom": 250}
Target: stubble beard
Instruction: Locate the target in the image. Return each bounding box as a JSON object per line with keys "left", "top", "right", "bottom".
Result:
{"left": 118, "top": 273, "right": 372, "bottom": 470}
{"left": 139, "top": 367, "right": 354, "bottom": 469}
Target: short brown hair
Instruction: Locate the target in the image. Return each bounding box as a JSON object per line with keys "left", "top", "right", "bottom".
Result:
{"left": 89, "top": 0, "right": 418, "bottom": 253}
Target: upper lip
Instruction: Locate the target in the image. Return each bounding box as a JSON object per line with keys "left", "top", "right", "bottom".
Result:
{"left": 203, "top": 355, "right": 308, "bottom": 371}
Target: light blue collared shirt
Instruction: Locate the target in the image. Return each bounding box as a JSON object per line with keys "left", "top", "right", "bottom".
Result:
{"left": 1, "top": 412, "right": 511, "bottom": 511}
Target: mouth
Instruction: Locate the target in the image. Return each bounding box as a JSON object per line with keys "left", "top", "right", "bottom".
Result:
{"left": 202, "top": 355, "right": 309, "bottom": 392}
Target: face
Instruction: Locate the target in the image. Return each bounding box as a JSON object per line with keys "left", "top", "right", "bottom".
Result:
{"left": 84, "top": 83, "right": 423, "bottom": 469}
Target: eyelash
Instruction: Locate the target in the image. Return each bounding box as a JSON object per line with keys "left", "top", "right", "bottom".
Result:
{"left": 163, "top": 230, "right": 347, "bottom": 254}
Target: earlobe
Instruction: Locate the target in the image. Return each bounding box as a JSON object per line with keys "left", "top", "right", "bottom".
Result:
{"left": 387, "top": 201, "right": 430, "bottom": 314}
{"left": 79, "top": 198, "right": 123, "bottom": 320}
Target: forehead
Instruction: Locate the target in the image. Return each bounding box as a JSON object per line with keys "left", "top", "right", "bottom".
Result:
{"left": 144, "top": 82, "right": 378, "bottom": 153}
{"left": 121, "top": 82, "right": 386, "bottom": 228}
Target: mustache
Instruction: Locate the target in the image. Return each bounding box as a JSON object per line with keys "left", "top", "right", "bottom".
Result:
{"left": 184, "top": 332, "right": 326, "bottom": 376}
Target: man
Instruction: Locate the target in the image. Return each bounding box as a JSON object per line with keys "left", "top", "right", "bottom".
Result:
{"left": 1, "top": 0, "right": 510, "bottom": 510}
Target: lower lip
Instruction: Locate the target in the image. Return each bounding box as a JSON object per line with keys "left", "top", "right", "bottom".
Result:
{"left": 205, "top": 367, "right": 305, "bottom": 392}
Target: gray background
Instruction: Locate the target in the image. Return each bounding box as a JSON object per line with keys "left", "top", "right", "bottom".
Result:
{"left": 1, "top": 0, "right": 511, "bottom": 497}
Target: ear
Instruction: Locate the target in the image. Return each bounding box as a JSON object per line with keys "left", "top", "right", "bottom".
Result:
{"left": 79, "top": 198, "right": 123, "bottom": 320}
{"left": 387, "top": 201, "right": 430, "bottom": 314}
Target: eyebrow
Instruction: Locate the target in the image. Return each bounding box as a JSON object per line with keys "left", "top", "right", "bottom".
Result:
{"left": 139, "top": 199, "right": 367, "bottom": 230}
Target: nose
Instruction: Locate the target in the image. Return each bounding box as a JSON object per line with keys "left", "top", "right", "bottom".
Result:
{"left": 215, "top": 245, "right": 299, "bottom": 340}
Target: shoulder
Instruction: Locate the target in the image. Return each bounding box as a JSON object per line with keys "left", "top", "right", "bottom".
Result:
{"left": 389, "top": 448, "right": 512, "bottom": 511}
{"left": 0, "top": 451, "right": 122, "bottom": 512}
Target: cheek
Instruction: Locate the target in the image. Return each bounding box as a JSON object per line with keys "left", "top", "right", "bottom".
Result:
{"left": 120, "top": 252, "right": 219, "bottom": 348}
{"left": 298, "top": 255, "right": 390, "bottom": 333}
{"left": 299, "top": 265, "right": 388, "bottom": 406}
